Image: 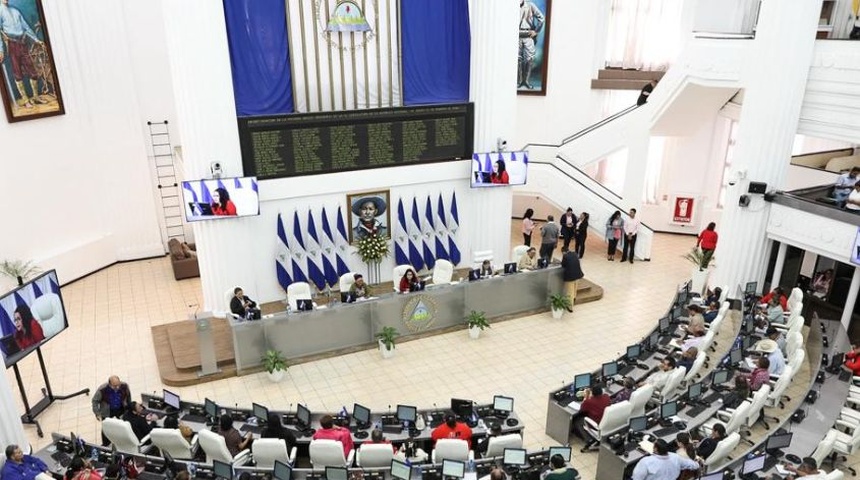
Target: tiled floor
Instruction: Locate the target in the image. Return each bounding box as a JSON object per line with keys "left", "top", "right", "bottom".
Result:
{"left": 8, "top": 229, "right": 849, "bottom": 478}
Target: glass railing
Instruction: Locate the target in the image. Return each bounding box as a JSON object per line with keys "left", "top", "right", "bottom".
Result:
{"left": 692, "top": 0, "right": 760, "bottom": 38}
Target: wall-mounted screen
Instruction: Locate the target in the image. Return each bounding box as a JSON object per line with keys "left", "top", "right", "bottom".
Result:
{"left": 471, "top": 151, "right": 528, "bottom": 187}
{"left": 0, "top": 270, "right": 69, "bottom": 368}
{"left": 181, "top": 177, "right": 260, "bottom": 222}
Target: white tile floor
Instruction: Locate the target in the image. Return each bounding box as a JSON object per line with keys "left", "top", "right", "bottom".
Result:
{"left": 13, "top": 230, "right": 848, "bottom": 478}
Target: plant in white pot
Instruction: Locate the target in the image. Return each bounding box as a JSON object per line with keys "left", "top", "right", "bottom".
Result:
{"left": 465, "top": 310, "right": 490, "bottom": 339}
{"left": 376, "top": 326, "right": 399, "bottom": 359}
{"left": 549, "top": 293, "right": 572, "bottom": 319}
{"left": 683, "top": 248, "right": 714, "bottom": 295}
{"left": 262, "top": 349, "right": 289, "bottom": 382}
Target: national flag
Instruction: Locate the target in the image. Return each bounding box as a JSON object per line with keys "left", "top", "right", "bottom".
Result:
{"left": 183, "top": 182, "right": 198, "bottom": 203}
{"left": 321, "top": 207, "right": 350, "bottom": 278}
{"left": 234, "top": 177, "right": 242, "bottom": 188}
{"left": 251, "top": 179, "right": 258, "bottom": 193}
{"left": 448, "top": 192, "right": 461, "bottom": 265}
{"left": 396, "top": 199, "right": 421, "bottom": 270}
{"left": 335, "top": 207, "right": 353, "bottom": 273}
{"left": 411, "top": 197, "right": 434, "bottom": 269}
{"left": 32, "top": 280, "right": 43, "bottom": 298}
{"left": 290, "top": 211, "right": 309, "bottom": 284}
{"left": 217, "top": 179, "right": 227, "bottom": 192}
{"left": 13, "top": 292, "right": 27, "bottom": 308}
{"left": 198, "top": 180, "right": 213, "bottom": 204}
{"left": 426, "top": 196, "right": 448, "bottom": 262}
{"left": 0, "top": 305, "right": 14, "bottom": 336}
{"left": 307, "top": 210, "right": 337, "bottom": 289}
{"left": 276, "top": 213, "right": 293, "bottom": 291}
{"left": 49, "top": 277, "right": 60, "bottom": 295}
{"left": 483, "top": 153, "right": 493, "bottom": 173}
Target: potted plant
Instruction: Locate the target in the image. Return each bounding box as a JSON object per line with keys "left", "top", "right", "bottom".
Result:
{"left": 261, "top": 349, "right": 289, "bottom": 382}
{"left": 376, "top": 326, "right": 399, "bottom": 359}
{"left": 465, "top": 310, "right": 490, "bottom": 339}
{"left": 549, "top": 293, "right": 572, "bottom": 319}
{"left": 682, "top": 248, "right": 714, "bottom": 295}
{"left": 0, "top": 259, "right": 40, "bottom": 287}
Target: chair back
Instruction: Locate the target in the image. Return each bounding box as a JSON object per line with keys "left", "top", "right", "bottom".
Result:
{"left": 630, "top": 385, "right": 653, "bottom": 418}
{"left": 150, "top": 428, "right": 194, "bottom": 459}
{"left": 745, "top": 385, "right": 771, "bottom": 427}
{"left": 392, "top": 265, "right": 414, "bottom": 292}
{"left": 231, "top": 188, "right": 260, "bottom": 216}
{"left": 659, "top": 368, "right": 685, "bottom": 402}
{"left": 198, "top": 429, "right": 234, "bottom": 464}
{"left": 357, "top": 443, "right": 394, "bottom": 468}
{"left": 511, "top": 246, "right": 529, "bottom": 264}
{"left": 472, "top": 250, "right": 494, "bottom": 268}
{"left": 824, "top": 470, "right": 845, "bottom": 480}
{"left": 597, "top": 401, "right": 633, "bottom": 436}
{"left": 309, "top": 439, "right": 348, "bottom": 468}
{"left": 717, "top": 286, "right": 729, "bottom": 303}
{"left": 287, "top": 282, "right": 313, "bottom": 311}
{"left": 102, "top": 418, "right": 142, "bottom": 454}
{"left": 252, "top": 439, "right": 290, "bottom": 469}
{"left": 705, "top": 433, "right": 740, "bottom": 469}
{"left": 432, "top": 260, "right": 454, "bottom": 285}
{"left": 788, "top": 349, "right": 805, "bottom": 372}
{"left": 786, "top": 332, "right": 803, "bottom": 359}
{"left": 433, "top": 439, "right": 470, "bottom": 463}
{"left": 339, "top": 273, "right": 356, "bottom": 293}
{"left": 811, "top": 430, "right": 838, "bottom": 466}
{"left": 788, "top": 287, "right": 803, "bottom": 310}
{"left": 31, "top": 293, "right": 64, "bottom": 337}
{"left": 724, "top": 401, "right": 752, "bottom": 435}
{"left": 684, "top": 351, "right": 707, "bottom": 383}
{"left": 719, "top": 301, "right": 730, "bottom": 316}
{"left": 485, "top": 434, "right": 523, "bottom": 458}
{"left": 767, "top": 365, "right": 795, "bottom": 406}
{"left": 698, "top": 330, "right": 716, "bottom": 352}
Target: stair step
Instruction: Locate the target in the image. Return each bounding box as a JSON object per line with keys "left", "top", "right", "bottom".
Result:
{"left": 591, "top": 78, "right": 652, "bottom": 91}
{"left": 597, "top": 69, "right": 666, "bottom": 81}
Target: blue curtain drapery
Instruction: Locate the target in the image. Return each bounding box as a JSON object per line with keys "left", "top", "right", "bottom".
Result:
{"left": 223, "top": 0, "right": 294, "bottom": 116}
{"left": 401, "top": 0, "right": 471, "bottom": 105}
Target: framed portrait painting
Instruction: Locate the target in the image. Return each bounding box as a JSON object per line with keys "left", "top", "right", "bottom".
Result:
{"left": 347, "top": 190, "right": 391, "bottom": 244}
{"left": 517, "top": 0, "right": 552, "bottom": 96}
{"left": 0, "top": 0, "right": 64, "bottom": 122}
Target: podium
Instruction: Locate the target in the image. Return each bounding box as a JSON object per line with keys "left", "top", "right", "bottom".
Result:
{"left": 192, "top": 312, "right": 221, "bottom": 377}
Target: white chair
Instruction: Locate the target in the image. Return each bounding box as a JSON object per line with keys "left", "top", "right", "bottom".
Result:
{"left": 198, "top": 429, "right": 251, "bottom": 466}
{"left": 629, "top": 385, "right": 654, "bottom": 418}
{"left": 484, "top": 433, "right": 523, "bottom": 458}
{"left": 704, "top": 432, "right": 741, "bottom": 470}
{"left": 582, "top": 401, "right": 633, "bottom": 451}
{"left": 392, "top": 265, "right": 414, "bottom": 292}
{"left": 472, "top": 250, "right": 494, "bottom": 268}
{"left": 231, "top": 188, "right": 260, "bottom": 216}
{"left": 717, "top": 285, "right": 730, "bottom": 303}
{"left": 150, "top": 428, "right": 198, "bottom": 460}
{"left": 30, "top": 293, "right": 64, "bottom": 337}
{"left": 432, "top": 259, "right": 454, "bottom": 285}
{"left": 698, "top": 330, "right": 717, "bottom": 353}
{"left": 511, "top": 246, "right": 529, "bottom": 264}
{"left": 356, "top": 443, "right": 394, "bottom": 468}
{"left": 683, "top": 351, "right": 707, "bottom": 384}
{"left": 252, "top": 438, "right": 298, "bottom": 468}
{"left": 309, "top": 439, "right": 354, "bottom": 468}
{"left": 786, "top": 332, "right": 803, "bottom": 359}
{"left": 339, "top": 273, "right": 356, "bottom": 293}
{"left": 825, "top": 471, "right": 845, "bottom": 480}
{"left": 656, "top": 368, "right": 686, "bottom": 402}
{"left": 431, "top": 439, "right": 474, "bottom": 463}
{"left": 787, "top": 349, "right": 806, "bottom": 374}
{"left": 811, "top": 430, "right": 838, "bottom": 469}
{"left": 719, "top": 301, "right": 730, "bottom": 316}
{"left": 765, "top": 365, "right": 795, "bottom": 411}
{"left": 700, "top": 401, "right": 751, "bottom": 438}
{"left": 787, "top": 287, "right": 803, "bottom": 311}
{"left": 742, "top": 385, "right": 771, "bottom": 430}
{"left": 287, "top": 282, "right": 312, "bottom": 311}
{"left": 831, "top": 413, "right": 860, "bottom": 476}
{"left": 102, "top": 418, "right": 153, "bottom": 454}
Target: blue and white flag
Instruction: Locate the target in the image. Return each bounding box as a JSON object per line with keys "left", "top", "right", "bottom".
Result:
{"left": 393, "top": 199, "right": 411, "bottom": 266}
{"left": 411, "top": 197, "right": 435, "bottom": 269}
{"left": 322, "top": 207, "right": 350, "bottom": 278}
{"left": 335, "top": 207, "right": 352, "bottom": 273}
{"left": 297, "top": 211, "right": 326, "bottom": 290}
{"left": 433, "top": 194, "right": 450, "bottom": 262}
{"left": 426, "top": 196, "right": 448, "bottom": 262}
{"left": 0, "top": 305, "right": 14, "bottom": 336}
{"left": 198, "top": 180, "right": 213, "bottom": 204}
{"left": 404, "top": 198, "right": 425, "bottom": 271}
{"left": 448, "top": 192, "right": 461, "bottom": 265}
{"left": 290, "top": 211, "right": 309, "bottom": 284}
{"left": 49, "top": 277, "right": 60, "bottom": 295}
{"left": 276, "top": 213, "right": 293, "bottom": 291}
{"left": 308, "top": 210, "right": 337, "bottom": 288}
{"left": 32, "top": 280, "right": 43, "bottom": 298}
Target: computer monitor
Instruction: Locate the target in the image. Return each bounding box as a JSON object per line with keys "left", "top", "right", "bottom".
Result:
{"left": 493, "top": 395, "right": 514, "bottom": 413}
{"left": 204, "top": 398, "right": 218, "bottom": 419}
{"left": 442, "top": 460, "right": 466, "bottom": 479}
{"left": 296, "top": 404, "right": 311, "bottom": 427}
{"left": 548, "top": 447, "right": 571, "bottom": 462}
{"left": 742, "top": 336, "right": 752, "bottom": 350}
{"left": 745, "top": 281, "right": 758, "bottom": 295}
{"left": 503, "top": 262, "right": 517, "bottom": 274}
{"left": 252, "top": 403, "right": 269, "bottom": 424}
{"left": 502, "top": 448, "right": 527, "bottom": 467}
{"left": 537, "top": 258, "right": 548, "bottom": 269}
{"left": 659, "top": 316, "right": 670, "bottom": 332}
{"left": 297, "top": 299, "right": 313, "bottom": 311}
{"left": 729, "top": 348, "right": 743, "bottom": 365}
{"left": 648, "top": 332, "right": 659, "bottom": 349}
{"left": 163, "top": 389, "right": 180, "bottom": 411}
{"left": 766, "top": 432, "right": 793, "bottom": 451}
{"left": 602, "top": 361, "right": 618, "bottom": 378}
{"left": 687, "top": 382, "right": 703, "bottom": 401}
{"left": 744, "top": 318, "right": 755, "bottom": 334}
{"left": 573, "top": 373, "right": 592, "bottom": 391}
{"left": 451, "top": 398, "right": 473, "bottom": 418}
{"left": 353, "top": 403, "right": 371, "bottom": 426}
{"left": 628, "top": 416, "right": 647, "bottom": 434}
{"left": 660, "top": 401, "right": 677, "bottom": 420}
{"left": 700, "top": 472, "right": 724, "bottom": 480}
{"left": 396, "top": 404, "right": 417, "bottom": 423}
{"left": 712, "top": 369, "right": 730, "bottom": 386}
{"left": 626, "top": 345, "right": 642, "bottom": 361}
{"left": 468, "top": 269, "right": 481, "bottom": 281}
{"left": 390, "top": 460, "right": 411, "bottom": 480}
{"left": 742, "top": 454, "right": 767, "bottom": 475}
{"left": 273, "top": 461, "right": 293, "bottom": 480}
{"left": 212, "top": 460, "right": 233, "bottom": 480}
{"left": 325, "top": 467, "right": 348, "bottom": 480}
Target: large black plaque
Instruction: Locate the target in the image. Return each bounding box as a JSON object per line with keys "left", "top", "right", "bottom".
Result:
{"left": 238, "top": 103, "right": 474, "bottom": 180}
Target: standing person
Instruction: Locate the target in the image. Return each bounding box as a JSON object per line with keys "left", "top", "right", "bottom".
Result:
{"left": 1, "top": 445, "right": 51, "bottom": 480}
{"left": 834, "top": 166, "right": 860, "bottom": 206}
{"left": 621, "top": 208, "right": 640, "bottom": 264}
{"left": 539, "top": 215, "right": 559, "bottom": 263}
{"left": 92, "top": 375, "right": 133, "bottom": 446}
{"left": 636, "top": 80, "right": 657, "bottom": 106}
{"left": 559, "top": 208, "right": 577, "bottom": 253}
{"left": 696, "top": 222, "right": 718, "bottom": 269}
{"left": 521, "top": 208, "right": 536, "bottom": 246}
{"left": 517, "top": 0, "right": 545, "bottom": 90}
{"left": 561, "top": 251, "right": 584, "bottom": 312}
{"left": 574, "top": 212, "right": 589, "bottom": 258}
{"left": 631, "top": 439, "right": 699, "bottom": 480}
{"left": 605, "top": 211, "right": 624, "bottom": 261}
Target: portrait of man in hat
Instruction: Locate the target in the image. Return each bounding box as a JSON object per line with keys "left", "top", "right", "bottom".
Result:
{"left": 346, "top": 190, "right": 390, "bottom": 243}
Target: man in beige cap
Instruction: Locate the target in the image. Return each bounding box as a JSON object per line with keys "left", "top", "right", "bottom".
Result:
{"left": 754, "top": 339, "right": 785, "bottom": 376}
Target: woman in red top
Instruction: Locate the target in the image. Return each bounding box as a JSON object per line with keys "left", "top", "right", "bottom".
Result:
{"left": 398, "top": 269, "right": 418, "bottom": 293}
{"left": 696, "top": 222, "right": 718, "bottom": 268}
{"left": 13, "top": 304, "right": 45, "bottom": 349}
{"left": 846, "top": 345, "right": 860, "bottom": 375}
{"left": 211, "top": 188, "right": 237, "bottom": 216}
{"left": 490, "top": 160, "right": 509, "bottom": 184}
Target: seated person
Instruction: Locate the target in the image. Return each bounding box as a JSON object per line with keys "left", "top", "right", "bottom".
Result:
{"left": 812, "top": 269, "right": 833, "bottom": 299}
{"left": 163, "top": 415, "right": 194, "bottom": 444}
{"left": 834, "top": 166, "right": 860, "bottom": 206}
{"left": 474, "top": 423, "right": 503, "bottom": 458}
{"left": 398, "top": 268, "right": 420, "bottom": 293}
{"left": 677, "top": 347, "right": 698, "bottom": 373}
{"left": 13, "top": 305, "right": 45, "bottom": 350}
{"left": 64, "top": 456, "right": 100, "bottom": 480}
{"left": 2, "top": 444, "right": 51, "bottom": 480}
{"left": 695, "top": 423, "right": 725, "bottom": 460}
{"left": 760, "top": 287, "right": 788, "bottom": 311}
{"left": 261, "top": 412, "right": 297, "bottom": 453}
{"left": 845, "top": 344, "right": 860, "bottom": 376}
{"left": 702, "top": 302, "right": 719, "bottom": 323}
{"left": 365, "top": 428, "right": 396, "bottom": 452}
{"left": 122, "top": 401, "right": 157, "bottom": 440}
{"left": 685, "top": 313, "right": 706, "bottom": 336}
{"left": 681, "top": 329, "right": 706, "bottom": 352}
{"left": 543, "top": 453, "right": 579, "bottom": 480}
{"left": 219, "top": 413, "right": 253, "bottom": 456}
{"left": 572, "top": 385, "right": 610, "bottom": 442}
{"left": 754, "top": 339, "right": 785, "bottom": 376}
{"left": 612, "top": 377, "right": 635, "bottom": 403}
{"left": 765, "top": 296, "right": 785, "bottom": 324}
{"left": 348, "top": 274, "right": 371, "bottom": 300}
{"left": 705, "top": 287, "right": 722, "bottom": 307}
{"left": 517, "top": 247, "right": 539, "bottom": 270}
{"left": 480, "top": 260, "right": 494, "bottom": 277}
{"left": 639, "top": 357, "right": 676, "bottom": 391}
{"left": 431, "top": 413, "right": 473, "bottom": 448}
{"left": 312, "top": 414, "right": 354, "bottom": 457}
{"left": 230, "top": 287, "right": 260, "bottom": 320}
{"left": 738, "top": 357, "right": 770, "bottom": 392}
{"left": 766, "top": 326, "right": 787, "bottom": 354}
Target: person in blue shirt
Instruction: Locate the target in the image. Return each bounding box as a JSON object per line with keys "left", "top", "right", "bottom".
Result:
{"left": 1, "top": 444, "right": 51, "bottom": 480}
{"left": 632, "top": 439, "right": 699, "bottom": 480}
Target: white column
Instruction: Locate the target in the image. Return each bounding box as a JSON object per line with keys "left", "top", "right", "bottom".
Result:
{"left": 0, "top": 373, "right": 26, "bottom": 451}
{"left": 467, "top": 0, "right": 519, "bottom": 263}
{"left": 842, "top": 268, "right": 860, "bottom": 331}
{"left": 710, "top": 0, "right": 823, "bottom": 290}
{"left": 162, "top": 0, "right": 259, "bottom": 312}
{"left": 769, "top": 242, "right": 788, "bottom": 291}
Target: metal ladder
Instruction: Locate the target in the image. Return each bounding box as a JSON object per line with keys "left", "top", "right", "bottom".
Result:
{"left": 147, "top": 121, "right": 185, "bottom": 244}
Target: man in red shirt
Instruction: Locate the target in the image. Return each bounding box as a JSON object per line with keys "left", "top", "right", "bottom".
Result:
{"left": 739, "top": 357, "right": 771, "bottom": 391}
{"left": 312, "top": 415, "right": 354, "bottom": 457}
{"left": 431, "top": 413, "right": 473, "bottom": 448}
{"left": 573, "top": 385, "right": 610, "bottom": 441}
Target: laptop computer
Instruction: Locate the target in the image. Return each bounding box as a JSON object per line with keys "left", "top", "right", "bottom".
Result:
{"left": 296, "top": 299, "right": 313, "bottom": 311}
{"left": 340, "top": 292, "right": 353, "bottom": 303}
{"left": 0, "top": 335, "right": 20, "bottom": 356}
{"left": 190, "top": 202, "right": 214, "bottom": 216}
{"left": 410, "top": 280, "right": 426, "bottom": 292}
{"left": 503, "top": 262, "right": 517, "bottom": 275}
{"left": 468, "top": 269, "right": 481, "bottom": 281}
{"left": 537, "top": 258, "right": 549, "bottom": 269}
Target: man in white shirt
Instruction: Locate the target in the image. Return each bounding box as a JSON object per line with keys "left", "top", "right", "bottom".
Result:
{"left": 621, "top": 208, "right": 640, "bottom": 264}
{"left": 632, "top": 439, "right": 699, "bottom": 480}
{"left": 639, "top": 357, "right": 676, "bottom": 391}
{"left": 834, "top": 166, "right": 860, "bottom": 206}
{"left": 755, "top": 339, "right": 786, "bottom": 376}
{"left": 782, "top": 457, "right": 828, "bottom": 480}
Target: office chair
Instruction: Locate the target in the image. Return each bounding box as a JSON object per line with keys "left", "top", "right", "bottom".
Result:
{"left": 224, "top": 288, "right": 242, "bottom": 320}
{"left": 31, "top": 293, "right": 64, "bottom": 337}
{"left": 150, "top": 428, "right": 198, "bottom": 460}
{"left": 831, "top": 411, "right": 860, "bottom": 476}
{"left": 484, "top": 433, "right": 523, "bottom": 458}
{"left": 700, "top": 400, "right": 751, "bottom": 439}
{"left": 431, "top": 439, "right": 473, "bottom": 463}
{"left": 432, "top": 259, "right": 454, "bottom": 285}
{"left": 787, "top": 349, "right": 806, "bottom": 376}
{"left": 102, "top": 418, "right": 153, "bottom": 454}
{"left": 717, "top": 286, "right": 729, "bottom": 303}
{"left": 511, "top": 245, "right": 529, "bottom": 264}
{"left": 356, "top": 443, "right": 395, "bottom": 468}
{"left": 339, "top": 273, "right": 356, "bottom": 294}
{"left": 287, "top": 282, "right": 313, "bottom": 311}
{"left": 309, "top": 439, "right": 354, "bottom": 468}
{"left": 581, "top": 401, "right": 632, "bottom": 452}
{"left": 655, "top": 368, "right": 685, "bottom": 403}
{"left": 682, "top": 351, "right": 707, "bottom": 384}
{"left": 825, "top": 470, "right": 845, "bottom": 480}
{"left": 629, "top": 385, "right": 654, "bottom": 418}
{"left": 787, "top": 287, "right": 803, "bottom": 311}
{"left": 392, "top": 265, "right": 414, "bottom": 292}
{"left": 198, "top": 429, "right": 251, "bottom": 466}
{"left": 741, "top": 385, "right": 771, "bottom": 431}
{"left": 764, "top": 365, "right": 795, "bottom": 417}
{"left": 472, "top": 250, "right": 494, "bottom": 268}
{"left": 704, "top": 432, "right": 740, "bottom": 471}
{"left": 810, "top": 430, "right": 837, "bottom": 470}
{"left": 252, "top": 438, "right": 297, "bottom": 468}
{"left": 785, "top": 332, "right": 803, "bottom": 361}
{"left": 698, "top": 330, "right": 717, "bottom": 353}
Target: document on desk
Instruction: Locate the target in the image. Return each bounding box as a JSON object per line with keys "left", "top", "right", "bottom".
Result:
{"left": 638, "top": 439, "right": 654, "bottom": 453}
{"left": 567, "top": 401, "right": 581, "bottom": 412}
{"left": 745, "top": 357, "right": 757, "bottom": 370}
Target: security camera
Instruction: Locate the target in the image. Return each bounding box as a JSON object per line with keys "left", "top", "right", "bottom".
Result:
{"left": 728, "top": 179, "right": 737, "bottom": 187}
{"left": 497, "top": 137, "right": 508, "bottom": 152}
{"left": 210, "top": 161, "right": 222, "bottom": 178}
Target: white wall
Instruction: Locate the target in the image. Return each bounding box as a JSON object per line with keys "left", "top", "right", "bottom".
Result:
{"left": 0, "top": 0, "right": 163, "bottom": 285}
